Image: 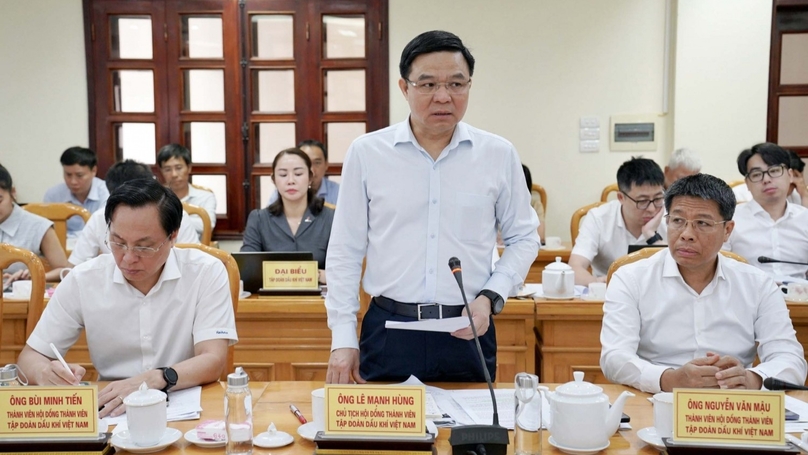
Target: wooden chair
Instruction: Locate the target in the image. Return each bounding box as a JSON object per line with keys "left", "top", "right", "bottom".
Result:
{"left": 570, "top": 201, "right": 605, "bottom": 246}
{"left": 174, "top": 243, "right": 239, "bottom": 381}
{"left": 181, "top": 202, "right": 212, "bottom": 246}
{"left": 605, "top": 247, "right": 749, "bottom": 284}
{"left": 600, "top": 183, "right": 619, "bottom": 202}
{"left": 0, "top": 244, "right": 46, "bottom": 340}
{"left": 727, "top": 179, "right": 745, "bottom": 188}
{"left": 21, "top": 203, "right": 91, "bottom": 253}
{"left": 531, "top": 184, "right": 547, "bottom": 212}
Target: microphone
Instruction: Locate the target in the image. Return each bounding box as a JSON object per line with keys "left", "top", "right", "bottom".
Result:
{"left": 758, "top": 256, "right": 808, "bottom": 266}
{"left": 763, "top": 377, "right": 808, "bottom": 391}
{"left": 447, "top": 257, "right": 508, "bottom": 455}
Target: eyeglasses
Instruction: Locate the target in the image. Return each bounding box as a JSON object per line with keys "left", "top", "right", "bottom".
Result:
{"left": 746, "top": 164, "right": 786, "bottom": 182}
{"left": 105, "top": 231, "right": 172, "bottom": 258}
{"left": 404, "top": 79, "right": 472, "bottom": 95}
{"left": 665, "top": 215, "right": 727, "bottom": 233}
{"left": 620, "top": 191, "right": 665, "bottom": 210}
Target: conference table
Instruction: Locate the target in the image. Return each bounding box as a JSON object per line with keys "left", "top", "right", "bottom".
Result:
{"left": 501, "top": 242, "right": 572, "bottom": 283}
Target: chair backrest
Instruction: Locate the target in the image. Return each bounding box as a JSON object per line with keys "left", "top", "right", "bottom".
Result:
{"left": 181, "top": 202, "right": 212, "bottom": 246}
{"left": 727, "top": 179, "right": 745, "bottom": 188}
{"left": 174, "top": 243, "right": 238, "bottom": 381}
{"left": 0, "top": 244, "right": 47, "bottom": 339}
{"left": 606, "top": 247, "right": 749, "bottom": 284}
{"left": 21, "top": 203, "right": 91, "bottom": 252}
{"left": 531, "top": 184, "right": 547, "bottom": 212}
{"left": 600, "top": 183, "right": 619, "bottom": 202}
{"left": 570, "top": 201, "right": 605, "bottom": 246}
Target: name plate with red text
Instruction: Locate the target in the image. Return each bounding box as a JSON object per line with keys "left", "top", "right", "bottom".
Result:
{"left": 262, "top": 260, "right": 319, "bottom": 290}
{"left": 0, "top": 386, "right": 98, "bottom": 438}
{"left": 673, "top": 389, "right": 784, "bottom": 446}
{"left": 324, "top": 385, "right": 425, "bottom": 437}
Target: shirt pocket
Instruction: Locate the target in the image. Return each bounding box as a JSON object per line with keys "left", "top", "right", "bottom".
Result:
{"left": 454, "top": 192, "right": 495, "bottom": 245}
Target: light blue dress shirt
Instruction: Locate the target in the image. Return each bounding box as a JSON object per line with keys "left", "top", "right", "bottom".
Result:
{"left": 325, "top": 120, "right": 540, "bottom": 350}
{"left": 267, "top": 177, "right": 340, "bottom": 206}
{"left": 43, "top": 177, "right": 109, "bottom": 236}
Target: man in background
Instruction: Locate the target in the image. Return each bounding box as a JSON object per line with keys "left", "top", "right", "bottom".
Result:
{"left": 664, "top": 147, "right": 701, "bottom": 189}
{"left": 157, "top": 144, "right": 217, "bottom": 237}
{"left": 43, "top": 146, "right": 109, "bottom": 237}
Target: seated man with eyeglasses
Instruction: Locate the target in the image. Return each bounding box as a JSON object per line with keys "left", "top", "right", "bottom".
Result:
{"left": 18, "top": 178, "right": 238, "bottom": 418}
{"left": 601, "top": 173, "right": 806, "bottom": 393}
{"left": 570, "top": 157, "right": 667, "bottom": 285}
{"left": 723, "top": 143, "right": 808, "bottom": 282}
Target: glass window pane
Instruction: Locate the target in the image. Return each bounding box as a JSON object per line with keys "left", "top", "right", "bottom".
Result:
{"left": 781, "top": 33, "right": 808, "bottom": 85}
{"left": 111, "top": 16, "right": 153, "bottom": 59}
{"left": 255, "top": 123, "right": 296, "bottom": 163}
{"left": 252, "top": 70, "right": 295, "bottom": 113}
{"left": 323, "top": 15, "right": 364, "bottom": 59}
{"left": 112, "top": 70, "right": 154, "bottom": 112}
{"left": 182, "top": 122, "right": 226, "bottom": 163}
{"left": 182, "top": 15, "right": 223, "bottom": 59}
{"left": 192, "top": 175, "right": 227, "bottom": 215}
{"left": 184, "top": 69, "right": 225, "bottom": 111}
{"left": 325, "top": 122, "right": 365, "bottom": 163}
{"left": 114, "top": 123, "right": 156, "bottom": 164}
{"left": 778, "top": 96, "right": 808, "bottom": 146}
{"left": 259, "top": 176, "right": 276, "bottom": 208}
{"left": 251, "top": 15, "right": 293, "bottom": 60}
{"left": 325, "top": 70, "right": 365, "bottom": 112}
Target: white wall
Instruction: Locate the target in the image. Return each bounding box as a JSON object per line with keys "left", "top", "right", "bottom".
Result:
{"left": 0, "top": 0, "right": 88, "bottom": 203}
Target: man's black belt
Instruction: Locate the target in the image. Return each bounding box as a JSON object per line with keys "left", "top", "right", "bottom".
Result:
{"left": 373, "top": 295, "right": 464, "bottom": 320}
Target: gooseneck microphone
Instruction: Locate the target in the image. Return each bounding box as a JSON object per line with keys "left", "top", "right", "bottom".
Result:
{"left": 758, "top": 256, "right": 808, "bottom": 266}
{"left": 763, "top": 377, "right": 808, "bottom": 391}
{"left": 447, "top": 257, "right": 508, "bottom": 455}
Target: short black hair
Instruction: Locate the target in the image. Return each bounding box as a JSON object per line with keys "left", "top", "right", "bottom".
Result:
{"left": 105, "top": 178, "right": 183, "bottom": 236}
{"left": 297, "top": 139, "right": 328, "bottom": 161}
{"left": 60, "top": 147, "right": 97, "bottom": 168}
{"left": 156, "top": 143, "right": 192, "bottom": 167}
{"left": 665, "top": 173, "right": 736, "bottom": 221}
{"left": 0, "top": 163, "right": 12, "bottom": 192}
{"left": 788, "top": 150, "right": 805, "bottom": 173}
{"left": 399, "top": 30, "right": 475, "bottom": 79}
{"left": 105, "top": 159, "right": 155, "bottom": 193}
{"left": 736, "top": 142, "right": 791, "bottom": 176}
{"left": 616, "top": 157, "right": 665, "bottom": 193}
{"left": 267, "top": 147, "right": 324, "bottom": 216}
{"left": 522, "top": 164, "right": 532, "bottom": 193}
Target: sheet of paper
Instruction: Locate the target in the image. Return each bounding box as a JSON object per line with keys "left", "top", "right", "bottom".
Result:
{"left": 102, "top": 386, "right": 203, "bottom": 426}
{"left": 394, "top": 375, "right": 442, "bottom": 419}
{"left": 451, "top": 389, "right": 518, "bottom": 430}
{"left": 785, "top": 396, "right": 808, "bottom": 432}
{"left": 385, "top": 316, "right": 469, "bottom": 333}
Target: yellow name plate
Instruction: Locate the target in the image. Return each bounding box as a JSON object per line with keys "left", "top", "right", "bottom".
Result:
{"left": 0, "top": 386, "right": 98, "bottom": 438}
{"left": 673, "top": 389, "right": 784, "bottom": 445}
{"left": 324, "top": 385, "right": 425, "bottom": 437}
{"left": 262, "top": 260, "right": 319, "bottom": 290}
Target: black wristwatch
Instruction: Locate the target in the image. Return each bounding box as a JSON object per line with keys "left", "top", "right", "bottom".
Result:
{"left": 646, "top": 231, "right": 663, "bottom": 245}
{"left": 158, "top": 367, "right": 178, "bottom": 394}
{"left": 477, "top": 289, "right": 504, "bottom": 315}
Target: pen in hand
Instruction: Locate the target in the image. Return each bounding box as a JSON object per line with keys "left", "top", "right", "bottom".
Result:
{"left": 290, "top": 404, "right": 307, "bottom": 424}
{"left": 49, "top": 343, "right": 78, "bottom": 384}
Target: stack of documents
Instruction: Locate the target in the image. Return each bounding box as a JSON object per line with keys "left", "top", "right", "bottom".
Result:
{"left": 103, "top": 386, "right": 203, "bottom": 427}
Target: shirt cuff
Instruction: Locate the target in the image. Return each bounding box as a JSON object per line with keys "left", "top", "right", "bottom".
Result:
{"left": 330, "top": 322, "right": 359, "bottom": 351}
{"left": 640, "top": 363, "right": 672, "bottom": 393}
{"left": 483, "top": 272, "right": 513, "bottom": 305}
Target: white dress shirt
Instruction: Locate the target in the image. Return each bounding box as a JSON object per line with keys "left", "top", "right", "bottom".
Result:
{"left": 733, "top": 183, "right": 801, "bottom": 206}
{"left": 28, "top": 248, "right": 237, "bottom": 380}
{"left": 0, "top": 204, "right": 52, "bottom": 274}
{"left": 600, "top": 249, "right": 806, "bottom": 393}
{"left": 68, "top": 207, "right": 200, "bottom": 266}
{"left": 571, "top": 200, "right": 668, "bottom": 277}
{"left": 325, "top": 120, "right": 540, "bottom": 351}
{"left": 183, "top": 185, "right": 217, "bottom": 234}
{"left": 724, "top": 199, "right": 808, "bottom": 280}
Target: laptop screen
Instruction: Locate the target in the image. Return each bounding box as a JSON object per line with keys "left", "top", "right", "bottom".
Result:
{"left": 232, "top": 251, "right": 314, "bottom": 292}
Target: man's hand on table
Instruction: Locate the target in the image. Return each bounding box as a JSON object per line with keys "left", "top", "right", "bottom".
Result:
{"left": 98, "top": 369, "right": 165, "bottom": 418}
{"left": 712, "top": 352, "right": 763, "bottom": 390}
{"left": 326, "top": 348, "right": 365, "bottom": 384}
{"left": 660, "top": 354, "right": 721, "bottom": 391}
{"left": 452, "top": 295, "right": 491, "bottom": 340}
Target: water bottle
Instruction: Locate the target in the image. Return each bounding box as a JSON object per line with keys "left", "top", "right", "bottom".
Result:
{"left": 225, "top": 367, "right": 253, "bottom": 455}
{"left": 0, "top": 365, "right": 27, "bottom": 387}
{"left": 514, "top": 372, "right": 541, "bottom": 455}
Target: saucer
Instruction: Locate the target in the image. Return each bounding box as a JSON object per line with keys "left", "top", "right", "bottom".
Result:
{"left": 297, "top": 422, "right": 322, "bottom": 441}
{"left": 111, "top": 428, "right": 182, "bottom": 453}
{"left": 255, "top": 430, "right": 294, "bottom": 448}
{"left": 184, "top": 428, "right": 226, "bottom": 448}
{"left": 548, "top": 436, "right": 610, "bottom": 455}
{"left": 542, "top": 246, "right": 566, "bottom": 251}
{"left": 543, "top": 295, "right": 575, "bottom": 300}
{"left": 637, "top": 427, "right": 665, "bottom": 451}
{"left": 239, "top": 291, "right": 251, "bottom": 299}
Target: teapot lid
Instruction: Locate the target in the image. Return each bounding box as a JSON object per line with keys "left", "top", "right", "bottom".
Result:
{"left": 555, "top": 371, "right": 603, "bottom": 396}
{"left": 123, "top": 382, "right": 166, "bottom": 407}
{"left": 544, "top": 257, "right": 572, "bottom": 271}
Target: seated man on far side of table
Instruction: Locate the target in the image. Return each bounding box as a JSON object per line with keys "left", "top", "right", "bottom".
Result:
{"left": 18, "top": 178, "right": 237, "bottom": 418}
{"left": 601, "top": 173, "right": 807, "bottom": 394}
{"left": 569, "top": 157, "right": 667, "bottom": 285}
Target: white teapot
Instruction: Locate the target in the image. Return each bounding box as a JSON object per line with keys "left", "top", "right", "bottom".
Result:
{"left": 542, "top": 257, "right": 575, "bottom": 299}
{"left": 545, "top": 371, "right": 634, "bottom": 450}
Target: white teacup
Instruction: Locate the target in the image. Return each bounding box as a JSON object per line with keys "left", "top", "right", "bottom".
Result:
{"left": 787, "top": 283, "right": 808, "bottom": 302}
{"left": 652, "top": 392, "right": 674, "bottom": 439}
{"left": 311, "top": 388, "right": 325, "bottom": 431}
{"left": 544, "top": 236, "right": 563, "bottom": 250}
{"left": 124, "top": 383, "right": 167, "bottom": 447}
{"left": 59, "top": 268, "right": 72, "bottom": 281}
{"left": 588, "top": 282, "right": 607, "bottom": 300}
{"left": 12, "top": 280, "right": 32, "bottom": 299}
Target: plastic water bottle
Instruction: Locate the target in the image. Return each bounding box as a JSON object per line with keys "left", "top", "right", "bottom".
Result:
{"left": 514, "top": 372, "right": 541, "bottom": 455}
{"left": 0, "top": 364, "right": 26, "bottom": 387}
{"left": 225, "top": 367, "right": 253, "bottom": 455}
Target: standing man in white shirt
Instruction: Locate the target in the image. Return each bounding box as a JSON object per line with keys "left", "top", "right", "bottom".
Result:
{"left": 43, "top": 147, "right": 109, "bottom": 237}
{"left": 570, "top": 157, "right": 667, "bottom": 285}
{"left": 157, "top": 144, "right": 217, "bottom": 237}
{"left": 601, "top": 173, "right": 806, "bottom": 393}
{"left": 325, "top": 30, "right": 539, "bottom": 384}
{"left": 724, "top": 143, "right": 808, "bottom": 280}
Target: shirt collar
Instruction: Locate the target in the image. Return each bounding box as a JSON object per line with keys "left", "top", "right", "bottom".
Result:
{"left": 0, "top": 204, "right": 23, "bottom": 237}
{"left": 85, "top": 178, "right": 103, "bottom": 202}
{"left": 112, "top": 247, "right": 182, "bottom": 293}
{"left": 393, "top": 119, "right": 473, "bottom": 156}
{"left": 661, "top": 248, "right": 726, "bottom": 283}
{"left": 746, "top": 198, "right": 798, "bottom": 220}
